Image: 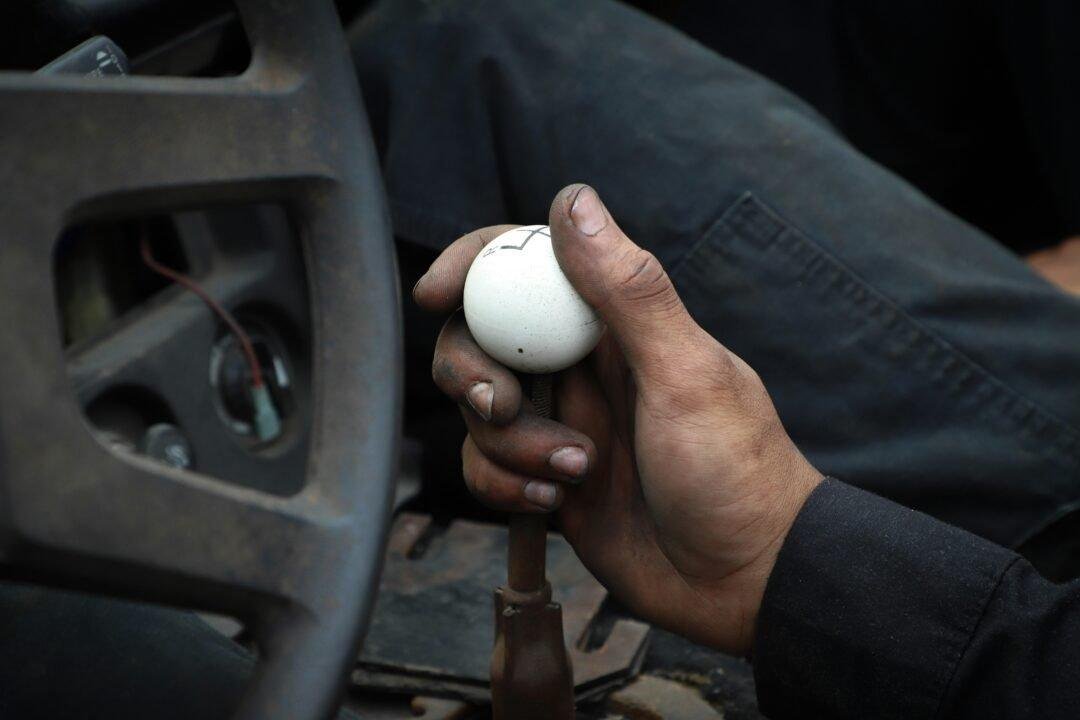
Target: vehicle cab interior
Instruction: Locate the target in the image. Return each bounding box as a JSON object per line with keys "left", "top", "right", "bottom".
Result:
{"left": 4, "top": 1, "right": 1078, "bottom": 719}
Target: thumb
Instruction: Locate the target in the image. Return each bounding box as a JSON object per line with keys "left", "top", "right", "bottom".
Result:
{"left": 549, "top": 184, "right": 701, "bottom": 379}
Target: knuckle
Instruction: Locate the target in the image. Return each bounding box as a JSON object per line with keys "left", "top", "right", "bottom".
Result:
{"left": 614, "top": 249, "right": 673, "bottom": 303}
{"left": 460, "top": 440, "right": 474, "bottom": 474}
{"left": 462, "top": 460, "right": 519, "bottom": 509}
{"left": 700, "top": 342, "right": 740, "bottom": 392}
{"left": 650, "top": 341, "right": 744, "bottom": 417}
{"left": 463, "top": 459, "right": 490, "bottom": 498}
{"left": 431, "top": 353, "right": 450, "bottom": 384}
{"left": 671, "top": 339, "right": 736, "bottom": 397}
{"left": 732, "top": 413, "right": 787, "bottom": 467}
{"left": 461, "top": 438, "right": 480, "bottom": 475}
{"left": 431, "top": 353, "right": 461, "bottom": 393}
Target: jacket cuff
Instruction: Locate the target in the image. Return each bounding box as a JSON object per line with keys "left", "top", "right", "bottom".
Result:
{"left": 753, "top": 478, "right": 1015, "bottom": 720}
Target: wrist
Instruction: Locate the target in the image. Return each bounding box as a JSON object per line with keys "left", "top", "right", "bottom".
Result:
{"left": 730, "top": 455, "right": 824, "bottom": 655}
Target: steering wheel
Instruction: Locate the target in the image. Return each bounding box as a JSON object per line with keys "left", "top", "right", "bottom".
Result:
{"left": 0, "top": 2, "right": 400, "bottom": 718}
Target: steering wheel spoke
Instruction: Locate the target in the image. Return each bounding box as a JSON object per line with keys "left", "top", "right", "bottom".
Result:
{"left": 1, "top": 438, "right": 337, "bottom": 617}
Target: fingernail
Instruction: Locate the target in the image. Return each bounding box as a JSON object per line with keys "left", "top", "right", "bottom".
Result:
{"left": 466, "top": 381, "right": 494, "bottom": 421}
{"left": 569, "top": 185, "right": 608, "bottom": 236}
{"left": 524, "top": 480, "right": 559, "bottom": 509}
{"left": 549, "top": 446, "right": 588, "bottom": 478}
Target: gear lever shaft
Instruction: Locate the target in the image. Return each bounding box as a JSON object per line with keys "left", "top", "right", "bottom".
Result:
{"left": 461, "top": 226, "right": 604, "bottom": 719}
{"left": 490, "top": 374, "right": 574, "bottom": 719}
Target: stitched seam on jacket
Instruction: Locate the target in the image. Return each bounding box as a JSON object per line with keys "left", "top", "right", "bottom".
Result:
{"left": 677, "top": 192, "right": 1080, "bottom": 480}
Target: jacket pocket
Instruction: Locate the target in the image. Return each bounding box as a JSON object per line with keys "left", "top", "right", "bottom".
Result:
{"left": 667, "top": 192, "right": 1080, "bottom": 548}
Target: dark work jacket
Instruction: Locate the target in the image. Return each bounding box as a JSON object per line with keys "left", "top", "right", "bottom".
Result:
{"left": 754, "top": 479, "right": 1080, "bottom": 718}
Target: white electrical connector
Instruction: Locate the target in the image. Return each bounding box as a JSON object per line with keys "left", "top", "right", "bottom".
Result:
{"left": 251, "top": 384, "right": 282, "bottom": 442}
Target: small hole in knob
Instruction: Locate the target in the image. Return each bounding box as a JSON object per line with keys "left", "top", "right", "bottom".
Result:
{"left": 517, "top": 348, "right": 524, "bottom": 353}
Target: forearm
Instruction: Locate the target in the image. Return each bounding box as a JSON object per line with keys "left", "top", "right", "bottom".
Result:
{"left": 754, "top": 479, "right": 1080, "bottom": 719}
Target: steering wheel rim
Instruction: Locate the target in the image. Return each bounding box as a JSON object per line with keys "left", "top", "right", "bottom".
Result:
{"left": 0, "top": 2, "right": 400, "bottom": 718}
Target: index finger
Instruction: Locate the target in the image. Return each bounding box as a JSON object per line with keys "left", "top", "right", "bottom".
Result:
{"left": 412, "top": 224, "right": 519, "bottom": 313}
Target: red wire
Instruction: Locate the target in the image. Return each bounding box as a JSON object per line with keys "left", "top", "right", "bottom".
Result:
{"left": 139, "top": 235, "right": 264, "bottom": 389}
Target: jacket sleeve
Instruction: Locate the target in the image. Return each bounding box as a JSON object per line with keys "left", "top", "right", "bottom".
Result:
{"left": 752, "top": 478, "right": 1080, "bottom": 719}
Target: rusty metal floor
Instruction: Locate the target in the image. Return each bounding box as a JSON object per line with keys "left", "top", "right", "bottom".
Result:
{"left": 350, "top": 514, "right": 764, "bottom": 719}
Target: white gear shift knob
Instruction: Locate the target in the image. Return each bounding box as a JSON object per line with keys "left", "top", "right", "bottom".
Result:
{"left": 463, "top": 225, "right": 604, "bottom": 374}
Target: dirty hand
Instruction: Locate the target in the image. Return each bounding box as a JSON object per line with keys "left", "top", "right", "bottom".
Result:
{"left": 414, "top": 184, "right": 823, "bottom": 656}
